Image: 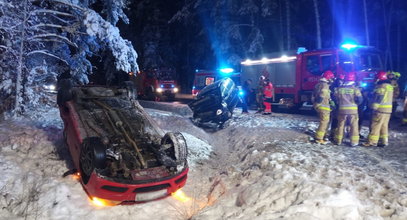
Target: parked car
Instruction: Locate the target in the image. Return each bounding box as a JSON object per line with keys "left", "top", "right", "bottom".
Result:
{"left": 57, "top": 80, "right": 188, "bottom": 205}
{"left": 188, "top": 77, "right": 239, "bottom": 128}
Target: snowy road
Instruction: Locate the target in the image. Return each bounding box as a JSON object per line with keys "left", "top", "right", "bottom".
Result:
{"left": 0, "top": 106, "right": 406, "bottom": 219}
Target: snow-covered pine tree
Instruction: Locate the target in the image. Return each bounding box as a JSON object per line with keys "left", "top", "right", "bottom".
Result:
{"left": 0, "top": 0, "right": 138, "bottom": 117}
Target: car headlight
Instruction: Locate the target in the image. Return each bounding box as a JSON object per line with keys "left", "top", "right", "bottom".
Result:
{"left": 173, "top": 87, "right": 179, "bottom": 93}
{"left": 156, "top": 88, "right": 163, "bottom": 93}
{"left": 43, "top": 84, "right": 56, "bottom": 91}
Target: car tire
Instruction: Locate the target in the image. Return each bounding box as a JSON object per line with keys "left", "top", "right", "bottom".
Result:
{"left": 121, "top": 81, "right": 137, "bottom": 100}
{"left": 57, "top": 79, "right": 73, "bottom": 105}
{"left": 161, "top": 132, "right": 188, "bottom": 167}
{"left": 79, "top": 137, "right": 107, "bottom": 184}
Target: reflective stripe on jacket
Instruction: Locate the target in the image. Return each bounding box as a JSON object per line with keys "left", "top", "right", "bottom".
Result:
{"left": 334, "top": 86, "right": 362, "bottom": 114}
{"left": 372, "top": 83, "right": 393, "bottom": 113}
{"left": 313, "top": 79, "right": 331, "bottom": 112}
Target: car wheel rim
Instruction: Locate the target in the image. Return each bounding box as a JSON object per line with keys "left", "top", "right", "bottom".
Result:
{"left": 81, "top": 144, "right": 94, "bottom": 176}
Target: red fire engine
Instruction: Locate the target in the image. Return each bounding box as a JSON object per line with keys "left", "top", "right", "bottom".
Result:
{"left": 240, "top": 45, "right": 384, "bottom": 109}
{"left": 132, "top": 68, "right": 179, "bottom": 100}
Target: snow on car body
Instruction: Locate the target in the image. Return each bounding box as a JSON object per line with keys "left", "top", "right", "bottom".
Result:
{"left": 57, "top": 81, "right": 188, "bottom": 204}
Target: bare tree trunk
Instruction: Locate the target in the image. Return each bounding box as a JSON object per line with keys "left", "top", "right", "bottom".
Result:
{"left": 15, "top": 0, "right": 28, "bottom": 116}
{"left": 313, "top": 0, "right": 321, "bottom": 49}
{"left": 382, "top": 0, "right": 393, "bottom": 70}
{"left": 285, "top": 0, "right": 291, "bottom": 50}
{"left": 330, "top": 1, "right": 336, "bottom": 46}
{"left": 279, "top": 0, "right": 284, "bottom": 51}
{"left": 362, "top": 0, "right": 370, "bottom": 45}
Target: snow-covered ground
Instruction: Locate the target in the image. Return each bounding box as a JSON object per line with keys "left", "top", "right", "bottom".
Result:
{"left": 0, "top": 105, "right": 406, "bottom": 219}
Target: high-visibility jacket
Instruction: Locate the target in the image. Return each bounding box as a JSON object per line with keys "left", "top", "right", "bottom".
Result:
{"left": 313, "top": 79, "right": 331, "bottom": 112}
{"left": 263, "top": 82, "right": 274, "bottom": 98}
{"left": 372, "top": 82, "right": 394, "bottom": 113}
{"left": 334, "top": 85, "right": 362, "bottom": 115}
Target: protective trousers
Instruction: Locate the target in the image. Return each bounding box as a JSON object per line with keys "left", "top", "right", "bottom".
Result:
{"left": 335, "top": 114, "right": 359, "bottom": 145}
{"left": 263, "top": 100, "right": 272, "bottom": 113}
{"left": 329, "top": 109, "right": 338, "bottom": 139}
{"left": 368, "top": 112, "right": 391, "bottom": 145}
{"left": 256, "top": 93, "right": 264, "bottom": 112}
{"left": 316, "top": 110, "right": 330, "bottom": 140}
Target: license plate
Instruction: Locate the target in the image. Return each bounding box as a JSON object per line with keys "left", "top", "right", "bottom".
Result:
{"left": 135, "top": 189, "right": 168, "bottom": 202}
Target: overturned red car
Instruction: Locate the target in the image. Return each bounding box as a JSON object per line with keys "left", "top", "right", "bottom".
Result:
{"left": 57, "top": 80, "right": 188, "bottom": 205}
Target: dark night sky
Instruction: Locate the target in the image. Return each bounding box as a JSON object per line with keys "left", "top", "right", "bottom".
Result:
{"left": 119, "top": 0, "right": 407, "bottom": 91}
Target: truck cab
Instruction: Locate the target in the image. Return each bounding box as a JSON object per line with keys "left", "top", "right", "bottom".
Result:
{"left": 132, "top": 68, "right": 179, "bottom": 101}
{"left": 240, "top": 46, "right": 384, "bottom": 109}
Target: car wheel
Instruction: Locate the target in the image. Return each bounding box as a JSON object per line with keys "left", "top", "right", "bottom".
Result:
{"left": 79, "top": 137, "right": 107, "bottom": 184}
{"left": 161, "top": 132, "right": 188, "bottom": 167}
{"left": 121, "top": 81, "right": 137, "bottom": 100}
{"left": 57, "top": 79, "right": 73, "bottom": 105}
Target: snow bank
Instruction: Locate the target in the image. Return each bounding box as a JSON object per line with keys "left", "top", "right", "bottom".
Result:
{"left": 181, "top": 132, "right": 212, "bottom": 166}
{"left": 193, "top": 111, "right": 407, "bottom": 220}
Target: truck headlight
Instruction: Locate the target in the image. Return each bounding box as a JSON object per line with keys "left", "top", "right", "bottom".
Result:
{"left": 156, "top": 88, "right": 163, "bottom": 93}
{"left": 173, "top": 87, "right": 179, "bottom": 93}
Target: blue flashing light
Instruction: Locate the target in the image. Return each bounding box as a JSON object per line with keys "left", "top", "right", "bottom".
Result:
{"left": 360, "top": 82, "right": 368, "bottom": 87}
{"left": 219, "top": 68, "right": 234, "bottom": 74}
{"left": 160, "top": 84, "right": 164, "bottom": 88}
{"left": 238, "top": 90, "right": 245, "bottom": 97}
{"left": 341, "top": 43, "right": 358, "bottom": 50}
{"left": 192, "top": 86, "right": 196, "bottom": 89}
{"left": 171, "top": 84, "right": 175, "bottom": 88}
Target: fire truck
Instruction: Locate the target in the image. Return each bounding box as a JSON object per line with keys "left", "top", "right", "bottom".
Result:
{"left": 132, "top": 68, "right": 179, "bottom": 100}
{"left": 192, "top": 68, "right": 241, "bottom": 96}
{"left": 240, "top": 44, "right": 384, "bottom": 109}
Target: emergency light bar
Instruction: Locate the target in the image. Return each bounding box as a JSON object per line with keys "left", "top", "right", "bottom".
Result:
{"left": 219, "top": 68, "right": 234, "bottom": 74}
{"left": 241, "top": 55, "right": 297, "bottom": 66}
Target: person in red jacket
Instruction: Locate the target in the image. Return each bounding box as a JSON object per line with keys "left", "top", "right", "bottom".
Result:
{"left": 263, "top": 78, "right": 274, "bottom": 115}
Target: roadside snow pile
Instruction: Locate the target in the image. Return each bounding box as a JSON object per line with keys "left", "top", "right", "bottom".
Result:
{"left": 194, "top": 139, "right": 407, "bottom": 219}
{"left": 230, "top": 110, "right": 319, "bottom": 132}
{"left": 181, "top": 132, "right": 212, "bottom": 166}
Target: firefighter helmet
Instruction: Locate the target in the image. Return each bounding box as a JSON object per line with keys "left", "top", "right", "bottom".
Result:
{"left": 376, "top": 71, "right": 388, "bottom": 81}
{"left": 322, "top": 70, "right": 334, "bottom": 80}
{"left": 387, "top": 71, "right": 401, "bottom": 79}
{"left": 337, "top": 73, "right": 345, "bottom": 80}
{"left": 345, "top": 71, "right": 356, "bottom": 82}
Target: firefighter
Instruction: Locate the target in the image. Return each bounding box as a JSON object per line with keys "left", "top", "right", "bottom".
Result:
{"left": 262, "top": 78, "right": 274, "bottom": 115}
{"left": 387, "top": 71, "right": 400, "bottom": 117}
{"left": 358, "top": 82, "right": 374, "bottom": 139}
{"left": 363, "top": 71, "right": 394, "bottom": 147}
{"left": 333, "top": 71, "right": 363, "bottom": 147}
{"left": 256, "top": 76, "right": 266, "bottom": 113}
{"left": 313, "top": 70, "right": 334, "bottom": 144}
{"left": 329, "top": 72, "right": 345, "bottom": 140}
